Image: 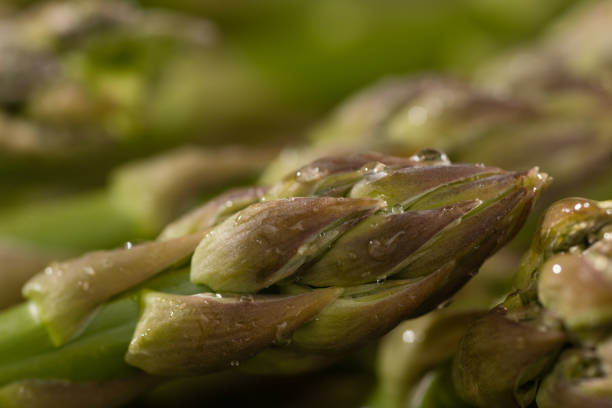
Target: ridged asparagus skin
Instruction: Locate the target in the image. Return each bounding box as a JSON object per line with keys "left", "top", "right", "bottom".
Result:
{"left": 452, "top": 198, "right": 612, "bottom": 407}
{"left": 0, "top": 151, "right": 547, "bottom": 407}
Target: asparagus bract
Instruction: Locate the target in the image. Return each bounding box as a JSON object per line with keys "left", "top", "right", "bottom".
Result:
{"left": 0, "top": 151, "right": 547, "bottom": 406}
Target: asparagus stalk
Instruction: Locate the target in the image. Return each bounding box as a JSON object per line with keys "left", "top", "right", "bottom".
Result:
{"left": 0, "top": 151, "right": 548, "bottom": 406}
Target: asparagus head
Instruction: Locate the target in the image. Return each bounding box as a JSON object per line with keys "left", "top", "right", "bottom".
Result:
{"left": 0, "top": 151, "right": 548, "bottom": 406}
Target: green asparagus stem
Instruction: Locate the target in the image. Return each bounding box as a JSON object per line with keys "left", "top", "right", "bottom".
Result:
{"left": 0, "top": 151, "right": 548, "bottom": 406}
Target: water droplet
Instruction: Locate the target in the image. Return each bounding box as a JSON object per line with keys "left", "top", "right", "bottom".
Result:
{"left": 367, "top": 232, "right": 402, "bottom": 261}
{"left": 124, "top": 241, "right": 133, "bottom": 249}
{"left": 215, "top": 293, "right": 223, "bottom": 299}
{"left": 402, "top": 329, "right": 416, "bottom": 343}
{"left": 83, "top": 266, "right": 95, "bottom": 276}
{"left": 552, "top": 264, "right": 562, "bottom": 274}
{"left": 409, "top": 148, "right": 450, "bottom": 164}
{"left": 230, "top": 360, "right": 240, "bottom": 367}
{"left": 296, "top": 166, "right": 322, "bottom": 182}
{"left": 368, "top": 239, "right": 384, "bottom": 260}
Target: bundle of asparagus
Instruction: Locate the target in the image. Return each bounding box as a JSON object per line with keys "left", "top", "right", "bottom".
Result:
{"left": 374, "top": 197, "right": 612, "bottom": 408}
{"left": 453, "top": 197, "right": 612, "bottom": 407}
{"left": 0, "top": 151, "right": 548, "bottom": 407}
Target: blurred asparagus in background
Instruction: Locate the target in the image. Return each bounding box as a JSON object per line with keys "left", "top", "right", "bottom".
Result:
{"left": 0, "top": 0, "right": 292, "bottom": 199}
{"left": 0, "top": 145, "right": 274, "bottom": 308}
{"left": 0, "top": 151, "right": 547, "bottom": 407}
{"left": 477, "top": 0, "right": 612, "bottom": 99}
{"left": 0, "top": 0, "right": 583, "bottom": 198}
{"left": 262, "top": 74, "right": 612, "bottom": 206}
{"left": 261, "top": 0, "right": 612, "bottom": 207}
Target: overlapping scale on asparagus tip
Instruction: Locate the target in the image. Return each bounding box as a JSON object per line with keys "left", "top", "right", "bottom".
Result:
{"left": 15, "top": 151, "right": 547, "bottom": 385}
{"left": 453, "top": 198, "right": 612, "bottom": 408}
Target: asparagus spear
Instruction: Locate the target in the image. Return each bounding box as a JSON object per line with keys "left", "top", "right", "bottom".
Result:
{"left": 453, "top": 198, "right": 612, "bottom": 407}
{"left": 0, "top": 151, "right": 547, "bottom": 406}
